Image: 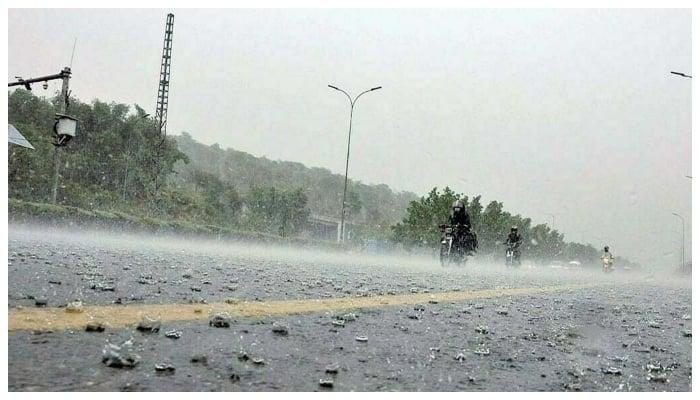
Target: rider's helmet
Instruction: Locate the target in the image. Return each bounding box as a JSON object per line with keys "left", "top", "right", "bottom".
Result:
{"left": 604, "top": 246, "right": 609, "bottom": 252}
{"left": 451, "top": 200, "right": 465, "bottom": 215}
{"left": 511, "top": 225, "right": 518, "bottom": 232}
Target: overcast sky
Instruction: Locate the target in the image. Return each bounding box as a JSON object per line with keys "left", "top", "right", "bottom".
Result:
{"left": 8, "top": 8, "right": 691, "bottom": 265}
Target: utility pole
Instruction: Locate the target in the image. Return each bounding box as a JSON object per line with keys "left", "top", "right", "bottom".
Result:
{"left": 328, "top": 84, "right": 382, "bottom": 242}
{"left": 51, "top": 68, "right": 71, "bottom": 204}
{"left": 8, "top": 67, "right": 73, "bottom": 204}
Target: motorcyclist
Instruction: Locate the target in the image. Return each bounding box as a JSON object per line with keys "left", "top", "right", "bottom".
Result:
{"left": 601, "top": 246, "right": 614, "bottom": 271}
{"left": 448, "top": 200, "right": 474, "bottom": 252}
{"left": 504, "top": 226, "right": 523, "bottom": 263}
{"left": 449, "top": 200, "right": 471, "bottom": 228}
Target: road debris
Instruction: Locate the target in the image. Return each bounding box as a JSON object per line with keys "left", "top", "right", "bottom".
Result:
{"left": 154, "top": 363, "right": 176, "bottom": 373}
{"left": 85, "top": 321, "right": 106, "bottom": 332}
{"left": 164, "top": 330, "right": 182, "bottom": 339}
{"left": 209, "top": 312, "right": 232, "bottom": 328}
{"left": 190, "top": 354, "right": 208, "bottom": 364}
{"left": 475, "top": 325, "right": 489, "bottom": 334}
{"left": 603, "top": 367, "right": 622, "bottom": 375}
{"left": 647, "top": 373, "right": 669, "bottom": 383}
{"left": 325, "top": 364, "right": 340, "bottom": 374}
{"left": 65, "top": 301, "right": 84, "bottom": 313}
{"left": 136, "top": 316, "right": 161, "bottom": 333}
{"left": 102, "top": 342, "right": 139, "bottom": 369}
{"left": 272, "top": 323, "right": 289, "bottom": 335}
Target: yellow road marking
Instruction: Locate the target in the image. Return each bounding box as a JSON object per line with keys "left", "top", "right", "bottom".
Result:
{"left": 8, "top": 284, "right": 593, "bottom": 332}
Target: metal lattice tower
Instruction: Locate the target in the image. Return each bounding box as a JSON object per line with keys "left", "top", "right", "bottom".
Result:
{"left": 155, "top": 13, "right": 174, "bottom": 138}
{"left": 149, "top": 13, "right": 174, "bottom": 209}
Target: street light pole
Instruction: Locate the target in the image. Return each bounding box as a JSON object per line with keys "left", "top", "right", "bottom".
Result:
{"left": 672, "top": 212, "right": 685, "bottom": 270}
{"left": 328, "top": 84, "right": 382, "bottom": 243}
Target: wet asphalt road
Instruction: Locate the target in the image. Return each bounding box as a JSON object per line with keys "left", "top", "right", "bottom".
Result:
{"left": 7, "top": 225, "right": 692, "bottom": 391}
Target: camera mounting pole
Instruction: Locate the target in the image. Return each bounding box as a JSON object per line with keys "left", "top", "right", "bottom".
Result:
{"left": 8, "top": 66, "right": 73, "bottom": 204}
{"left": 8, "top": 68, "right": 71, "bottom": 91}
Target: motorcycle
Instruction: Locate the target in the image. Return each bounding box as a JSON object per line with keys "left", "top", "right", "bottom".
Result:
{"left": 504, "top": 242, "right": 520, "bottom": 268}
{"left": 602, "top": 254, "right": 614, "bottom": 273}
{"left": 438, "top": 224, "right": 475, "bottom": 266}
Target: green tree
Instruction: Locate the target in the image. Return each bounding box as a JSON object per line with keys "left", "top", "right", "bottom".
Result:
{"left": 392, "top": 186, "right": 462, "bottom": 249}
{"left": 277, "top": 188, "right": 310, "bottom": 236}
{"left": 392, "top": 186, "right": 594, "bottom": 265}
{"left": 8, "top": 89, "right": 188, "bottom": 211}
{"left": 243, "top": 186, "right": 310, "bottom": 236}
{"left": 221, "top": 187, "right": 243, "bottom": 225}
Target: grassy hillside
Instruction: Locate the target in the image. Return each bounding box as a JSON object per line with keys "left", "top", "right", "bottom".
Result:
{"left": 171, "top": 132, "right": 417, "bottom": 229}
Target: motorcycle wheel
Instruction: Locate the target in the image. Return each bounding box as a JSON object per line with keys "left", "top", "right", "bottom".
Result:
{"left": 457, "top": 253, "right": 467, "bottom": 266}
{"left": 439, "top": 242, "right": 449, "bottom": 267}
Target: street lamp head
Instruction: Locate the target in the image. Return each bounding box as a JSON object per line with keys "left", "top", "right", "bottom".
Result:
{"left": 328, "top": 84, "right": 340, "bottom": 91}
{"left": 370, "top": 86, "right": 382, "bottom": 91}
{"left": 671, "top": 71, "right": 692, "bottom": 78}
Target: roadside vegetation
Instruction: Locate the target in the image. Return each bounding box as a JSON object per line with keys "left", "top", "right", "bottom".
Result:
{"left": 8, "top": 90, "right": 638, "bottom": 268}
{"left": 392, "top": 187, "right": 639, "bottom": 267}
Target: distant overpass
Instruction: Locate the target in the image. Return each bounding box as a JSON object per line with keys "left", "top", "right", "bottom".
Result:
{"left": 307, "top": 214, "right": 354, "bottom": 242}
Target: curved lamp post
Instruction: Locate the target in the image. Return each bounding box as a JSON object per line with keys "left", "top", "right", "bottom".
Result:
{"left": 672, "top": 212, "right": 686, "bottom": 270}
{"left": 328, "top": 84, "right": 382, "bottom": 242}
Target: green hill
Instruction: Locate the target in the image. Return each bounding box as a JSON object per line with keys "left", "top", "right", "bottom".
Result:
{"left": 171, "top": 132, "right": 417, "bottom": 229}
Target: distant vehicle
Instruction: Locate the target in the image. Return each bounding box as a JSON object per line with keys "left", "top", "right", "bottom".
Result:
{"left": 568, "top": 260, "right": 582, "bottom": 267}
{"left": 438, "top": 224, "right": 475, "bottom": 266}
{"left": 602, "top": 254, "right": 614, "bottom": 273}
{"left": 504, "top": 242, "right": 520, "bottom": 268}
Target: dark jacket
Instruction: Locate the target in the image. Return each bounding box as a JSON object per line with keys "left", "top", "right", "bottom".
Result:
{"left": 449, "top": 209, "right": 471, "bottom": 228}
{"left": 506, "top": 232, "right": 522, "bottom": 247}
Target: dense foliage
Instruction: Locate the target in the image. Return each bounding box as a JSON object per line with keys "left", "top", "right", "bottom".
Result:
{"left": 9, "top": 90, "right": 185, "bottom": 210}
{"left": 392, "top": 187, "right": 636, "bottom": 267}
